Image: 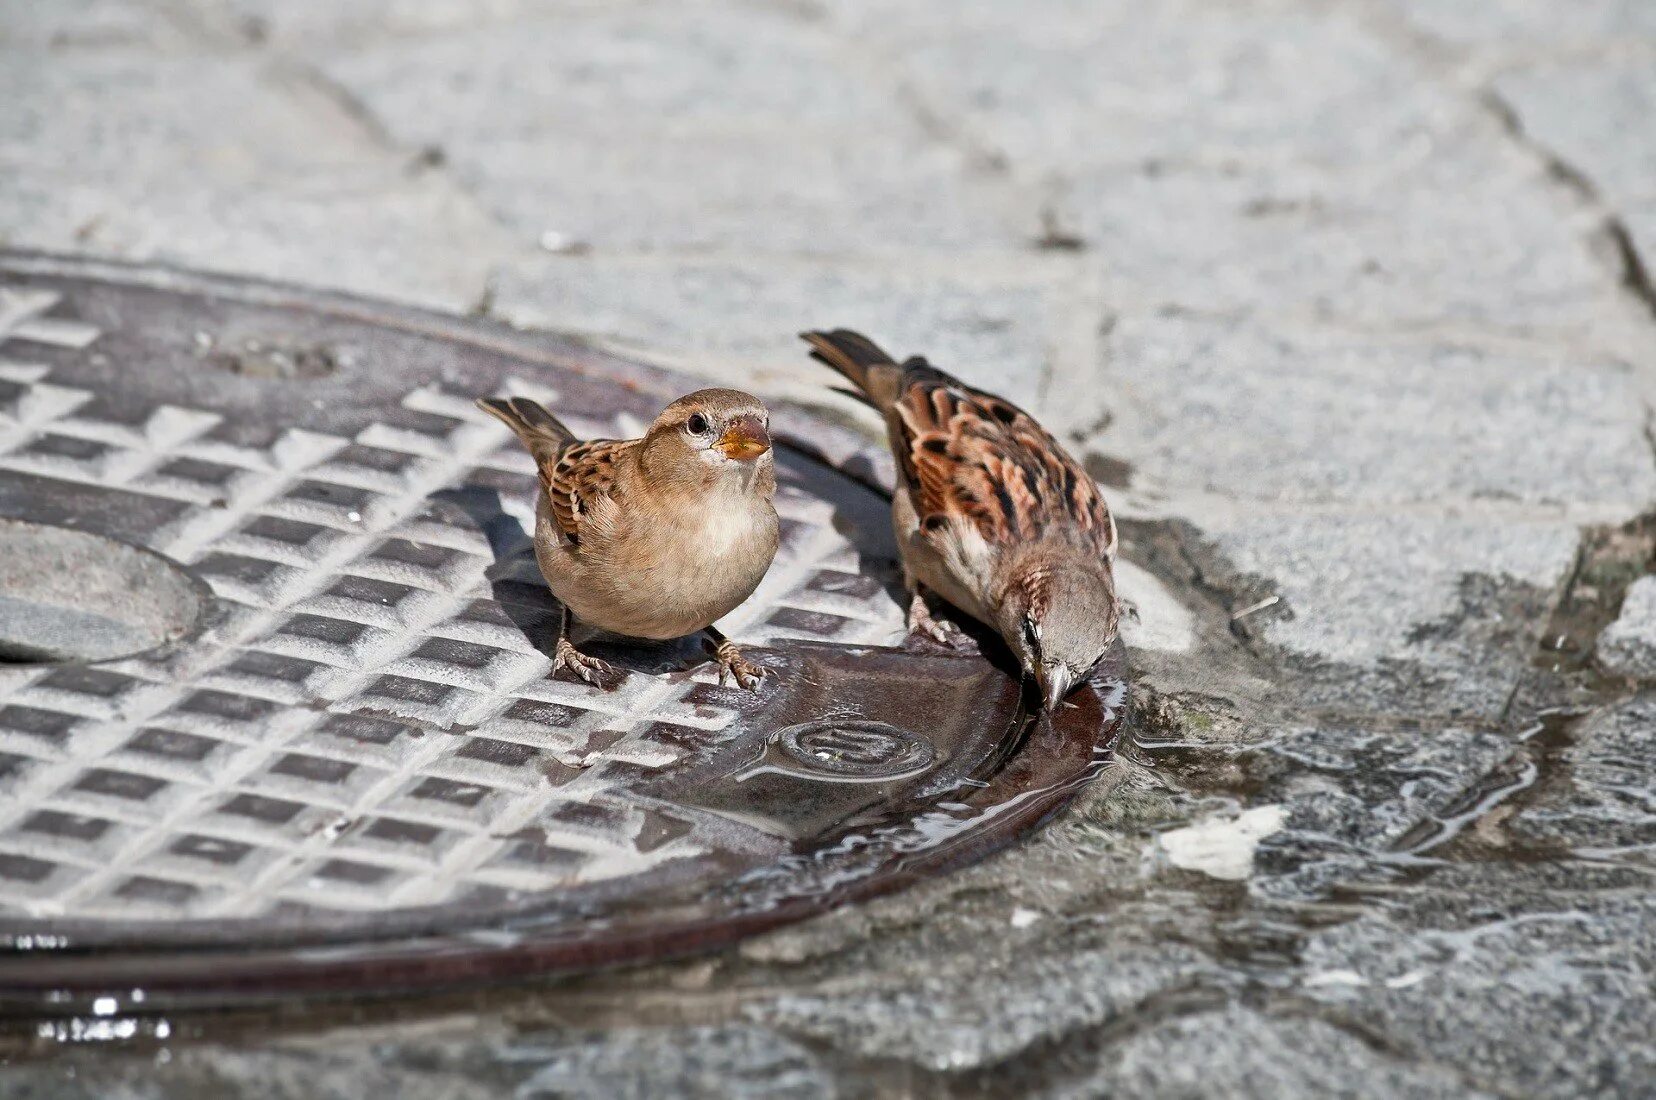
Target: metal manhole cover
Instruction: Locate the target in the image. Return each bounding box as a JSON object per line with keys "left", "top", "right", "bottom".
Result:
{"left": 0, "top": 252, "right": 1126, "bottom": 1012}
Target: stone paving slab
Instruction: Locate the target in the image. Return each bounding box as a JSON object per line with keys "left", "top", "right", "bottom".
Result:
{"left": 0, "top": 0, "right": 190, "bottom": 51}
{"left": 490, "top": 254, "right": 1084, "bottom": 415}
{"left": 1302, "top": 867, "right": 1656, "bottom": 1100}
{"left": 317, "top": 10, "right": 1031, "bottom": 253}
{"left": 1249, "top": 722, "right": 1520, "bottom": 901}
{"left": 1495, "top": 54, "right": 1656, "bottom": 208}
{"left": 0, "top": 48, "right": 512, "bottom": 310}
{"left": 754, "top": 944, "right": 1219, "bottom": 1072}
{"left": 1510, "top": 696, "right": 1656, "bottom": 854}
{"left": 819, "top": 0, "right": 1467, "bottom": 178}
{"left": 1061, "top": 1005, "right": 1491, "bottom": 1100}
{"left": 1391, "top": 0, "right": 1656, "bottom": 49}
{"left": 220, "top": 0, "right": 779, "bottom": 48}
{"left": 2, "top": 171, "right": 507, "bottom": 310}
{"left": 0, "top": 51, "right": 389, "bottom": 181}
{"left": 1632, "top": 203, "right": 1656, "bottom": 284}
{"left": 1196, "top": 512, "right": 1579, "bottom": 720}
{"left": 1098, "top": 312, "right": 1656, "bottom": 510}
{"left": 1069, "top": 140, "right": 1620, "bottom": 336}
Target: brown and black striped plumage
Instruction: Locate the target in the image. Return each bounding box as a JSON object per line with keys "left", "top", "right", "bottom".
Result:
{"left": 543, "top": 438, "right": 626, "bottom": 545}
{"left": 894, "top": 363, "right": 1115, "bottom": 559}
{"left": 475, "top": 397, "right": 630, "bottom": 550}
{"left": 803, "top": 329, "right": 1120, "bottom": 709}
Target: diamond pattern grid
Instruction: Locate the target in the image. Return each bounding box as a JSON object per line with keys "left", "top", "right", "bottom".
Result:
{"left": 0, "top": 291, "right": 905, "bottom": 921}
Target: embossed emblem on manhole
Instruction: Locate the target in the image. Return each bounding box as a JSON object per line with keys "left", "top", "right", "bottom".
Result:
{"left": 0, "top": 253, "right": 1126, "bottom": 1013}
{"left": 773, "top": 720, "right": 935, "bottom": 780}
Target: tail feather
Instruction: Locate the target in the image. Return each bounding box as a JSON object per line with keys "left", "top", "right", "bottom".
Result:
{"left": 800, "top": 329, "right": 903, "bottom": 410}
{"left": 829, "top": 384, "right": 877, "bottom": 409}
{"left": 476, "top": 396, "right": 576, "bottom": 468}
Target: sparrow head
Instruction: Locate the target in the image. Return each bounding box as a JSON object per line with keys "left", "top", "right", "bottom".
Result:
{"left": 644, "top": 388, "right": 773, "bottom": 478}
{"left": 996, "top": 557, "right": 1119, "bottom": 710}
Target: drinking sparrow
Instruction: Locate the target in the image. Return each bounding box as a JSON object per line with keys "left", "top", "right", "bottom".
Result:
{"left": 802, "top": 330, "right": 1119, "bottom": 708}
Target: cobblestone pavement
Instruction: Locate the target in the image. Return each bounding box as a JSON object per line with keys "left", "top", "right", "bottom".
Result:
{"left": 4, "top": 0, "right": 1656, "bottom": 1096}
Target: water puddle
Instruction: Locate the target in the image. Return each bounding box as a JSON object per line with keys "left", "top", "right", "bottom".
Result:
{"left": 1384, "top": 710, "right": 1582, "bottom": 867}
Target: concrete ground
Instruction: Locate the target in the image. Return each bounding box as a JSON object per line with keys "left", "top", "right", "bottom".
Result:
{"left": 4, "top": 0, "right": 1656, "bottom": 1096}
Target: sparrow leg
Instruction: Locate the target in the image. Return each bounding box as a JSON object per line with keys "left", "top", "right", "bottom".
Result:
{"left": 905, "top": 582, "right": 964, "bottom": 647}
{"left": 703, "top": 625, "right": 767, "bottom": 691}
{"left": 551, "top": 607, "right": 619, "bottom": 688}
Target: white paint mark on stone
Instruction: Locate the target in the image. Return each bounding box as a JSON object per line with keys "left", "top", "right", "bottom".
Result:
{"left": 1155, "top": 804, "right": 1286, "bottom": 880}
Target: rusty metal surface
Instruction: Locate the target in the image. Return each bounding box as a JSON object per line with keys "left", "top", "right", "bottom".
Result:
{"left": 0, "top": 252, "right": 1125, "bottom": 1011}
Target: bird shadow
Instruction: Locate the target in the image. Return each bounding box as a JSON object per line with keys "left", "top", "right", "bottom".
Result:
{"left": 431, "top": 486, "right": 706, "bottom": 680}
{"left": 774, "top": 447, "right": 1004, "bottom": 660}
{"left": 778, "top": 449, "right": 908, "bottom": 611}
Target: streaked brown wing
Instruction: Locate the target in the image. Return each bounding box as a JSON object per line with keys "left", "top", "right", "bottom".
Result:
{"left": 891, "top": 362, "right": 1115, "bottom": 559}
{"left": 543, "top": 438, "right": 630, "bottom": 545}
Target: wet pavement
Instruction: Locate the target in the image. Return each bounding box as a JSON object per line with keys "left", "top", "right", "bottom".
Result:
{"left": 3, "top": 0, "right": 1656, "bottom": 1096}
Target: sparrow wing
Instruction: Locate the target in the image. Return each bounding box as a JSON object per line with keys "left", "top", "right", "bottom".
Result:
{"left": 477, "top": 396, "right": 630, "bottom": 547}
{"left": 544, "top": 439, "right": 631, "bottom": 546}
{"left": 796, "top": 331, "right": 1115, "bottom": 558}
{"left": 891, "top": 362, "right": 1116, "bottom": 561}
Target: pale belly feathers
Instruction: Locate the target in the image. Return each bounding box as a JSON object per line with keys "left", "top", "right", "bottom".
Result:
{"left": 535, "top": 484, "right": 779, "bottom": 640}
{"left": 891, "top": 484, "right": 996, "bottom": 623}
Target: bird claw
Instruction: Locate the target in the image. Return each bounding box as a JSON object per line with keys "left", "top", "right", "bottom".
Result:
{"left": 553, "top": 638, "right": 619, "bottom": 689}
{"left": 907, "top": 592, "right": 966, "bottom": 647}
{"left": 714, "top": 646, "right": 768, "bottom": 692}
{"left": 1118, "top": 597, "right": 1141, "bottom": 625}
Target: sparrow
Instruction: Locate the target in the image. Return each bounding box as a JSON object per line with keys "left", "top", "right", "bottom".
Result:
{"left": 476, "top": 389, "right": 779, "bottom": 690}
{"left": 802, "top": 329, "right": 1120, "bottom": 709}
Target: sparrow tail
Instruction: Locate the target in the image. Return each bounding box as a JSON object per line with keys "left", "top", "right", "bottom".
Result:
{"left": 476, "top": 396, "right": 576, "bottom": 468}
{"left": 800, "top": 329, "right": 904, "bottom": 411}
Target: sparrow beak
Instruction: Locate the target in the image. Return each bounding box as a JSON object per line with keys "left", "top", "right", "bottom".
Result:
{"left": 715, "top": 415, "right": 771, "bottom": 461}
{"left": 1036, "top": 662, "right": 1073, "bottom": 711}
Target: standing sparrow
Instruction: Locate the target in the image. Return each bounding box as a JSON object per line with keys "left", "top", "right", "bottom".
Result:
{"left": 477, "top": 389, "right": 779, "bottom": 690}
{"left": 802, "top": 330, "right": 1119, "bottom": 709}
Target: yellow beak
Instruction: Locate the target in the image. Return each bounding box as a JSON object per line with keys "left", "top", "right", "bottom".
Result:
{"left": 715, "top": 416, "right": 771, "bottom": 461}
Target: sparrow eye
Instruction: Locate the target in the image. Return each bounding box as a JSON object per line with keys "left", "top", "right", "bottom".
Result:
{"left": 686, "top": 413, "right": 710, "bottom": 435}
{"left": 1021, "top": 615, "right": 1041, "bottom": 654}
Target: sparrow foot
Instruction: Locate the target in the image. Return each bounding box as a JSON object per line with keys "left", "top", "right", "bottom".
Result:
{"left": 907, "top": 590, "right": 966, "bottom": 647}
{"left": 553, "top": 638, "right": 619, "bottom": 688}
{"left": 713, "top": 642, "right": 767, "bottom": 691}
